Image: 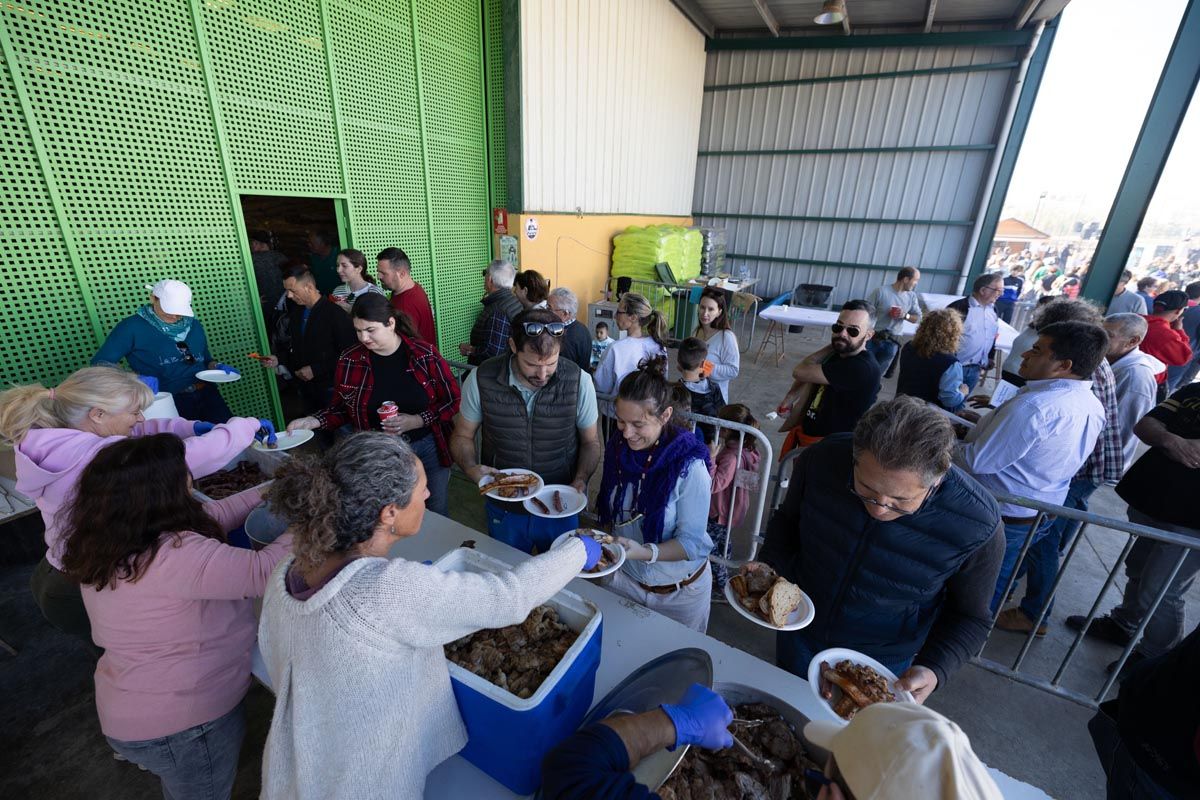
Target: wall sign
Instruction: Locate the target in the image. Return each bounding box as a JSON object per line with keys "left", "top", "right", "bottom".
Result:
{"left": 492, "top": 208, "right": 508, "bottom": 235}
{"left": 499, "top": 235, "right": 518, "bottom": 267}
{"left": 524, "top": 216, "right": 539, "bottom": 241}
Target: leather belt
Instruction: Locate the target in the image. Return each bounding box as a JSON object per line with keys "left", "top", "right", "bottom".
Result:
{"left": 636, "top": 561, "right": 708, "bottom": 595}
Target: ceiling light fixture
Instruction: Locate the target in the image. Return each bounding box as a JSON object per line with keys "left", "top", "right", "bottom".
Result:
{"left": 814, "top": 0, "right": 846, "bottom": 25}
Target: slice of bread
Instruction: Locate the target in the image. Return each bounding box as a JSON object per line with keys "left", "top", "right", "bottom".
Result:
{"left": 766, "top": 579, "right": 803, "bottom": 627}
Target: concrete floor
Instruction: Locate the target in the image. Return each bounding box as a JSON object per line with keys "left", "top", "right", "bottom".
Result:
{"left": 2, "top": 321, "right": 1196, "bottom": 799}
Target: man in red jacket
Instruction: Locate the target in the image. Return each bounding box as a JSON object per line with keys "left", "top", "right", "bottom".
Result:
{"left": 1141, "top": 290, "right": 1192, "bottom": 402}
{"left": 377, "top": 247, "right": 437, "bottom": 346}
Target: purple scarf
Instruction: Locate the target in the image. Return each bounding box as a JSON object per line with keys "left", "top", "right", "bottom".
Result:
{"left": 597, "top": 425, "right": 711, "bottom": 544}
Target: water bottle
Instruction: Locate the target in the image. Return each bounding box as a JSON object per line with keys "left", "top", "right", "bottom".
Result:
{"left": 737, "top": 264, "right": 750, "bottom": 282}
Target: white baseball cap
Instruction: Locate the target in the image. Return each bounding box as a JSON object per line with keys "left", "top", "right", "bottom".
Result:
{"left": 803, "top": 703, "right": 1003, "bottom": 800}
{"left": 146, "top": 280, "right": 195, "bottom": 317}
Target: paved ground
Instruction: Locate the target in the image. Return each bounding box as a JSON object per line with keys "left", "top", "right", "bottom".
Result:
{"left": 2, "top": 320, "right": 1196, "bottom": 799}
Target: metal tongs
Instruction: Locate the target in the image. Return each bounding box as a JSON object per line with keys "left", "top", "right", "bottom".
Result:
{"left": 730, "top": 733, "right": 782, "bottom": 773}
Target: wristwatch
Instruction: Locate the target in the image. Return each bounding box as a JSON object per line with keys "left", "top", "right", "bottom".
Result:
{"left": 647, "top": 543, "right": 660, "bottom": 563}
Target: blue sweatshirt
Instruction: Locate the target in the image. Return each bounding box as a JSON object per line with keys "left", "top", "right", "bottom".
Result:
{"left": 541, "top": 723, "right": 658, "bottom": 800}
{"left": 92, "top": 314, "right": 213, "bottom": 394}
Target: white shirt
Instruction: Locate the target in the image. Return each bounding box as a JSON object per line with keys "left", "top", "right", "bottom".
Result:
{"left": 957, "top": 296, "right": 999, "bottom": 367}
{"left": 955, "top": 378, "right": 1105, "bottom": 516}
{"left": 698, "top": 328, "right": 740, "bottom": 402}
{"left": 1108, "top": 349, "right": 1165, "bottom": 472}
{"left": 593, "top": 335, "right": 668, "bottom": 412}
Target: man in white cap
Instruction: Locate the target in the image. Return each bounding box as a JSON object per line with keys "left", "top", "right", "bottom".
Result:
{"left": 93, "top": 279, "right": 239, "bottom": 423}
{"left": 803, "top": 703, "right": 1003, "bottom": 800}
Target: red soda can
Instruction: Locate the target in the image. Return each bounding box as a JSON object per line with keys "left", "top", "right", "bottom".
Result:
{"left": 378, "top": 401, "right": 399, "bottom": 430}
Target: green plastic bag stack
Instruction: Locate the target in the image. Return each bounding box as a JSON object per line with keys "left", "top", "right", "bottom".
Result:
{"left": 611, "top": 224, "right": 702, "bottom": 283}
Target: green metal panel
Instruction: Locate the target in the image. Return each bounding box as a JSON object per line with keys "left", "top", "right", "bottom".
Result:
{"left": 0, "top": 0, "right": 493, "bottom": 410}
{"left": 1081, "top": 0, "right": 1200, "bottom": 306}
{"left": 705, "top": 60, "right": 1020, "bottom": 92}
{"left": 483, "top": 0, "right": 507, "bottom": 211}
{"left": 964, "top": 17, "right": 1059, "bottom": 289}
{"left": 706, "top": 30, "right": 1035, "bottom": 52}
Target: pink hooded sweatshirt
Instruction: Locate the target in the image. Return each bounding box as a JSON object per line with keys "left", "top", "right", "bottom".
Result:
{"left": 709, "top": 443, "right": 762, "bottom": 529}
{"left": 16, "top": 416, "right": 259, "bottom": 570}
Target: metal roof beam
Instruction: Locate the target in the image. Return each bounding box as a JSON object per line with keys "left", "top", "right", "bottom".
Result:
{"left": 705, "top": 30, "right": 1034, "bottom": 51}
{"left": 752, "top": 0, "right": 781, "bottom": 37}
{"left": 670, "top": 0, "right": 715, "bottom": 38}
{"left": 1012, "top": 0, "right": 1043, "bottom": 30}
{"left": 924, "top": 0, "right": 939, "bottom": 33}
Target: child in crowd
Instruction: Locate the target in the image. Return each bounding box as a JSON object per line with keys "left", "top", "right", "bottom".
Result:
{"left": 708, "top": 404, "right": 761, "bottom": 597}
{"left": 676, "top": 337, "right": 724, "bottom": 445}
{"left": 591, "top": 320, "right": 614, "bottom": 368}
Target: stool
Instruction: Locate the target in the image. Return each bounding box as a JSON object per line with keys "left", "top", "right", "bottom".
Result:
{"left": 754, "top": 320, "right": 789, "bottom": 365}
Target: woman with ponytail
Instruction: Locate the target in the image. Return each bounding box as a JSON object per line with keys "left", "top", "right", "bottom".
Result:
{"left": 285, "top": 293, "right": 460, "bottom": 516}
{"left": 513, "top": 268, "right": 550, "bottom": 310}
{"left": 597, "top": 357, "right": 714, "bottom": 632}
{"left": 0, "top": 366, "right": 262, "bottom": 640}
{"left": 593, "top": 292, "right": 669, "bottom": 413}
{"left": 258, "top": 432, "right": 601, "bottom": 799}
{"left": 60, "top": 434, "right": 291, "bottom": 799}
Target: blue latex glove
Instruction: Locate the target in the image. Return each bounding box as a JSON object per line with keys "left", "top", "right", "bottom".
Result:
{"left": 216, "top": 363, "right": 240, "bottom": 376}
{"left": 255, "top": 419, "right": 277, "bottom": 446}
{"left": 579, "top": 535, "right": 603, "bottom": 571}
{"left": 137, "top": 374, "right": 159, "bottom": 393}
{"left": 193, "top": 421, "right": 215, "bottom": 435}
{"left": 661, "top": 684, "right": 734, "bottom": 751}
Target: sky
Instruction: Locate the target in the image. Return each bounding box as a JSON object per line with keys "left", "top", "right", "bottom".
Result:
{"left": 1001, "top": 0, "right": 1198, "bottom": 238}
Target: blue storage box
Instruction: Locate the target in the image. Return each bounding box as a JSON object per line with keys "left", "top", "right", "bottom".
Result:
{"left": 435, "top": 548, "right": 603, "bottom": 794}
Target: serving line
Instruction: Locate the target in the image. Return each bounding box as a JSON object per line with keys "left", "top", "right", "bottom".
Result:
{"left": 251, "top": 511, "right": 1049, "bottom": 799}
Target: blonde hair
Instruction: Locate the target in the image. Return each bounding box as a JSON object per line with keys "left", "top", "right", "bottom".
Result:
{"left": 0, "top": 366, "right": 154, "bottom": 445}
{"left": 619, "top": 292, "right": 669, "bottom": 347}
{"left": 911, "top": 309, "right": 963, "bottom": 359}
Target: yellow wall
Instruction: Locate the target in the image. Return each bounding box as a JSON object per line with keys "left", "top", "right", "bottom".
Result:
{"left": 495, "top": 213, "right": 693, "bottom": 311}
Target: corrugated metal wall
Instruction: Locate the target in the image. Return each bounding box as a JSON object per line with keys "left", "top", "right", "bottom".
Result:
{"left": 519, "top": 0, "right": 706, "bottom": 215}
{"left": 693, "top": 39, "right": 1024, "bottom": 302}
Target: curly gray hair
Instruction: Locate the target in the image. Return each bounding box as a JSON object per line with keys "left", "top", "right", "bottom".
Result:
{"left": 852, "top": 397, "right": 956, "bottom": 486}
{"left": 267, "top": 432, "right": 420, "bottom": 565}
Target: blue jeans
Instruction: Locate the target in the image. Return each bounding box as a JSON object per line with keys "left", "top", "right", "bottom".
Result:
{"left": 776, "top": 631, "right": 913, "bottom": 680}
{"left": 865, "top": 337, "right": 899, "bottom": 373}
{"left": 107, "top": 702, "right": 245, "bottom": 800}
{"left": 1018, "top": 478, "right": 1099, "bottom": 619}
{"left": 408, "top": 435, "right": 449, "bottom": 518}
{"left": 961, "top": 363, "right": 984, "bottom": 393}
{"left": 991, "top": 515, "right": 1055, "bottom": 614}
{"left": 485, "top": 499, "right": 578, "bottom": 554}
{"left": 1165, "top": 356, "right": 1200, "bottom": 394}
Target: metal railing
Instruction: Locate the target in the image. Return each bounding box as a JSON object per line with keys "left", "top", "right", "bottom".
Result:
{"left": 765, "top": 448, "right": 1200, "bottom": 710}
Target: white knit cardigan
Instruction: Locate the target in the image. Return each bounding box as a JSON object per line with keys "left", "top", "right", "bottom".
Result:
{"left": 258, "top": 539, "right": 586, "bottom": 800}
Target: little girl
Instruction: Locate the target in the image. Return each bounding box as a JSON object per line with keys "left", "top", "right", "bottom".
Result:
{"left": 708, "top": 404, "right": 761, "bottom": 597}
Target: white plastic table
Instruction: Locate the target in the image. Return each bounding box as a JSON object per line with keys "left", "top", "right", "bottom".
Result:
{"left": 251, "top": 511, "right": 1050, "bottom": 799}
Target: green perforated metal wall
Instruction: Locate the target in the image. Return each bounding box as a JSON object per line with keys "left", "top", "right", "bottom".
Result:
{"left": 483, "top": 0, "right": 507, "bottom": 210}
{"left": 0, "top": 0, "right": 494, "bottom": 419}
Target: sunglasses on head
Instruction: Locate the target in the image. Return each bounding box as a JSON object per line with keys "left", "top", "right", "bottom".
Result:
{"left": 176, "top": 342, "right": 196, "bottom": 364}
{"left": 830, "top": 322, "right": 861, "bottom": 337}
{"left": 522, "top": 321, "right": 565, "bottom": 337}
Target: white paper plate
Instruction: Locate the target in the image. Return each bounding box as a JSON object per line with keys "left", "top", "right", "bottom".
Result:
{"left": 196, "top": 369, "right": 240, "bottom": 384}
{"left": 252, "top": 429, "right": 313, "bottom": 452}
{"left": 723, "top": 578, "right": 815, "bottom": 631}
{"left": 478, "top": 468, "right": 543, "bottom": 502}
{"left": 524, "top": 484, "right": 586, "bottom": 518}
{"left": 552, "top": 530, "right": 626, "bottom": 579}
{"left": 806, "top": 647, "right": 915, "bottom": 726}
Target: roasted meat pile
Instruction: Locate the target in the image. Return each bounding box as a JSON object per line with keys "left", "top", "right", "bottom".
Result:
{"left": 445, "top": 605, "right": 577, "bottom": 699}
{"left": 658, "top": 702, "right": 820, "bottom": 800}
{"left": 575, "top": 531, "right": 616, "bottom": 573}
{"left": 729, "top": 562, "right": 804, "bottom": 627}
{"left": 820, "top": 660, "right": 895, "bottom": 720}
{"left": 478, "top": 471, "right": 539, "bottom": 498}
{"left": 194, "top": 462, "right": 268, "bottom": 499}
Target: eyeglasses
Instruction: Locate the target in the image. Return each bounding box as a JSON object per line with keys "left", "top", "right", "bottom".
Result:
{"left": 846, "top": 468, "right": 939, "bottom": 517}
{"left": 830, "top": 322, "right": 862, "bottom": 337}
{"left": 521, "top": 321, "right": 566, "bottom": 337}
{"left": 176, "top": 342, "right": 196, "bottom": 364}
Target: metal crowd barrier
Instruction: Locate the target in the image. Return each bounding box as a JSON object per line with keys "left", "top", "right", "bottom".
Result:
{"left": 445, "top": 358, "right": 775, "bottom": 567}
{"left": 975, "top": 492, "right": 1200, "bottom": 709}
{"left": 766, "top": 449, "right": 1199, "bottom": 709}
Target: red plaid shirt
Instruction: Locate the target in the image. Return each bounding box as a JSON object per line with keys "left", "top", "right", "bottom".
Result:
{"left": 314, "top": 338, "right": 461, "bottom": 466}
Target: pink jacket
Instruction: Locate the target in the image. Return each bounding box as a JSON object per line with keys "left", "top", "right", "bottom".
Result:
{"left": 16, "top": 417, "right": 258, "bottom": 569}
{"left": 709, "top": 444, "right": 761, "bottom": 528}
{"left": 82, "top": 488, "right": 292, "bottom": 741}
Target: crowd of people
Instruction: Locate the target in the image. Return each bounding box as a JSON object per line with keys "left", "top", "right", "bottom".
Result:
{"left": 1, "top": 237, "right": 1197, "bottom": 799}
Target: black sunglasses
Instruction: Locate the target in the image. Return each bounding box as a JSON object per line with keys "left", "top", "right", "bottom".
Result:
{"left": 522, "top": 321, "right": 565, "bottom": 337}
{"left": 830, "top": 322, "right": 862, "bottom": 337}
{"left": 176, "top": 342, "right": 196, "bottom": 364}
